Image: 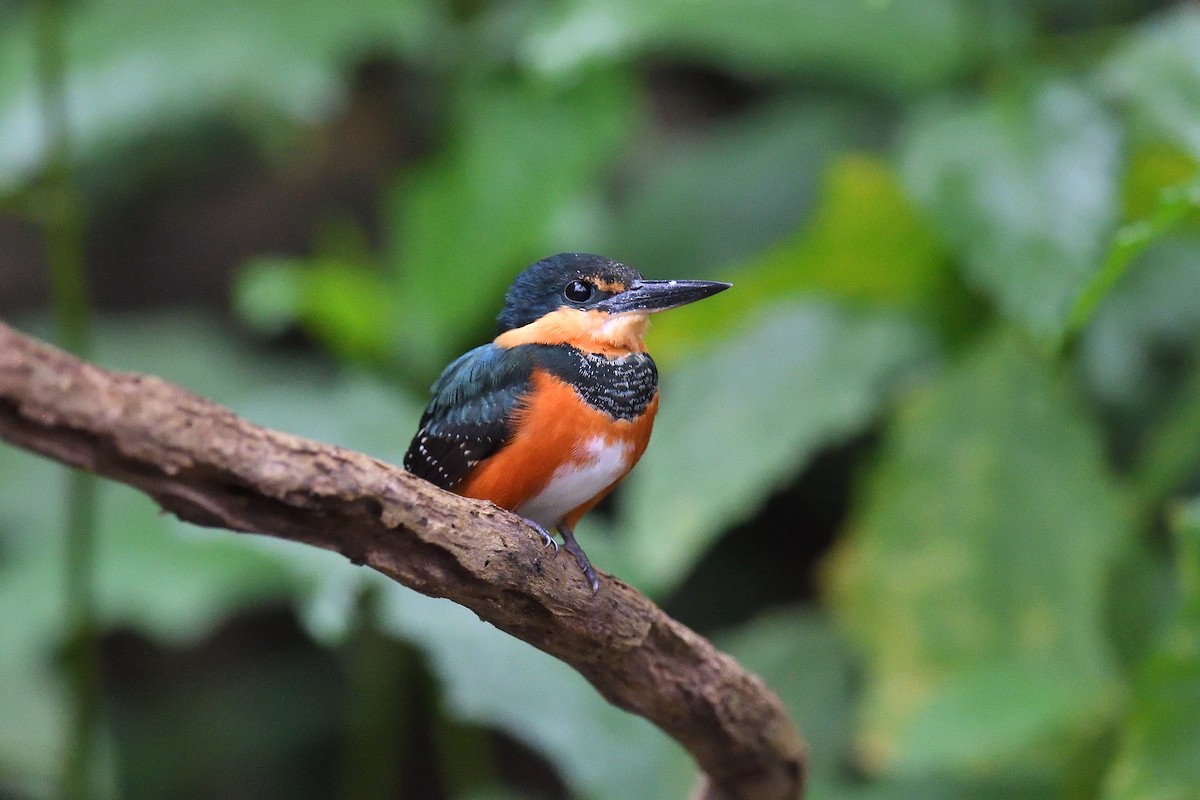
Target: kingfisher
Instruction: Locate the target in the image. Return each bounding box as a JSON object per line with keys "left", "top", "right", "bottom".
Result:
{"left": 403, "top": 252, "right": 729, "bottom": 592}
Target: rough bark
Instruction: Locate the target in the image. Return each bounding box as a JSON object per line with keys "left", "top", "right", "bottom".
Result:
{"left": 0, "top": 319, "right": 806, "bottom": 800}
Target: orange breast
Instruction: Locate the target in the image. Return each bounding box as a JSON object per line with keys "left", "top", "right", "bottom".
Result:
{"left": 454, "top": 369, "right": 658, "bottom": 527}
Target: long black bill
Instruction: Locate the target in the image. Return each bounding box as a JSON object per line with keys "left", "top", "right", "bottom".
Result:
{"left": 598, "top": 279, "right": 731, "bottom": 314}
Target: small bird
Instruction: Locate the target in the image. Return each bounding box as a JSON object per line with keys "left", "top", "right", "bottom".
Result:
{"left": 404, "top": 253, "right": 729, "bottom": 592}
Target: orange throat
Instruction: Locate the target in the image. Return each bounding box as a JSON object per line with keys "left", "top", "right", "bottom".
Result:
{"left": 494, "top": 308, "right": 650, "bottom": 356}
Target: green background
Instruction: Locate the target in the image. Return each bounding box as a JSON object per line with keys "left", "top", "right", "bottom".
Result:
{"left": 1, "top": 0, "right": 1199, "bottom": 798}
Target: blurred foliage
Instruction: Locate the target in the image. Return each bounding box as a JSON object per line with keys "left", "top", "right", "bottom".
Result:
{"left": 829, "top": 332, "right": 1129, "bottom": 777}
{"left": 901, "top": 82, "right": 1122, "bottom": 344}
{"left": 2, "top": 1, "right": 1200, "bottom": 799}
{"left": 0, "top": 0, "right": 436, "bottom": 192}
{"left": 1104, "top": 499, "right": 1200, "bottom": 800}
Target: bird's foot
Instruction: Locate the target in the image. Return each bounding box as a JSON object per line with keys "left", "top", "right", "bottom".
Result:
{"left": 558, "top": 524, "right": 599, "bottom": 594}
{"left": 523, "top": 517, "right": 559, "bottom": 555}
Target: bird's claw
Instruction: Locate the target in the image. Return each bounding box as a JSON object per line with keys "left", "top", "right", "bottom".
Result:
{"left": 524, "top": 518, "right": 558, "bottom": 555}
{"left": 521, "top": 520, "right": 599, "bottom": 593}
{"left": 577, "top": 561, "right": 600, "bottom": 594}
{"left": 559, "top": 524, "right": 600, "bottom": 594}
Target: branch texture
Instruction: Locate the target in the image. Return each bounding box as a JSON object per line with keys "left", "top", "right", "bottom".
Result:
{"left": 0, "top": 319, "right": 806, "bottom": 800}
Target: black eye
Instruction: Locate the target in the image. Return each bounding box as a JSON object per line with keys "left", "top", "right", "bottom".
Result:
{"left": 564, "top": 280, "right": 594, "bottom": 303}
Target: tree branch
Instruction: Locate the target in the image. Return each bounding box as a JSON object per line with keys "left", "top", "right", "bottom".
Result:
{"left": 0, "top": 319, "right": 807, "bottom": 800}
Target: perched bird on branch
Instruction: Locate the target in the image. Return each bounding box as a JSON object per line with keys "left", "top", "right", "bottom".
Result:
{"left": 404, "top": 253, "right": 729, "bottom": 592}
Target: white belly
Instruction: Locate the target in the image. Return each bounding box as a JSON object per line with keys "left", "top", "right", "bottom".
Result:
{"left": 516, "top": 436, "right": 633, "bottom": 528}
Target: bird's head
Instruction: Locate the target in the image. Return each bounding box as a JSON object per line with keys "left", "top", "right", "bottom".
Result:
{"left": 495, "top": 253, "right": 730, "bottom": 354}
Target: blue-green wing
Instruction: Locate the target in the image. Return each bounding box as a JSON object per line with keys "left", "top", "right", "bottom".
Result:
{"left": 403, "top": 344, "right": 536, "bottom": 490}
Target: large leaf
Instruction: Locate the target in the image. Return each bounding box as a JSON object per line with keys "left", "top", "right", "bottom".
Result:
{"left": 609, "top": 99, "right": 888, "bottom": 281}
{"left": 1104, "top": 498, "right": 1200, "bottom": 800}
{"left": 827, "top": 332, "right": 1131, "bottom": 774}
{"left": 0, "top": 0, "right": 437, "bottom": 190}
{"left": 717, "top": 608, "right": 1057, "bottom": 800}
{"left": 522, "top": 0, "right": 1020, "bottom": 92}
{"left": 646, "top": 154, "right": 953, "bottom": 365}
{"left": 901, "top": 82, "right": 1122, "bottom": 343}
{"left": 1102, "top": 4, "right": 1200, "bottom": 161}
{"left": 617, "top": 302, "right": 934, "bottom": 592}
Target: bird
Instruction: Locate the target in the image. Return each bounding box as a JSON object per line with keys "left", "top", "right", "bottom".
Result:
{"left": 403, "top": 253, "right": 730, "bottom": 592}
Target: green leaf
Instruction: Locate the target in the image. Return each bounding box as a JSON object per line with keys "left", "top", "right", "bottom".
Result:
{"left": 385, "top": 69, "right": 635, "bottom": 377}
{"left": 901, "top": 82, "right": 1122, "bottom": 343}
{"left": 0, "top": 454, "right": 69, "bottom": 791}
{"left": 647, "top": 154, "right": 952, "bottom": 365}
{"left": 0, "top": 0, "right": 438, "bottom": 189}
{"left": 610, "top": 99, "right": 890, "bottom": 282}
{"left": 713, "top": 610, "right": 1058, "bottom": 800}
{"left": 813, "top": 775, "right": 1055, "bottom": 800}
{"left": 828, "top": 332, "right": 1130, "bottom": 774}
{"left": 235, "top": 257, "right": 394, "bottom": 365}
{"left": 234, "top": 257, "right": 307, "bottom": 337}
{"left": 751, "top": 155, "right": 950, "bottom": 309}
{"left": 1102, "top": 4, "right": 1200, "bottom": 160}
{"left": 1104, "top": 498, "right": 1200, "bottom": 800}
{"left": 618, "top": 302, "right": 934, "bottom": 592}
{"left": 1066, "top": 178, "right": 1200, "bottom": 337}
{"left": 522, "top": 0, "right": 1019, "bottom": 92}
{"left": 236, "top": 371, "right": 424, "bottom": 469}
{"left": 1078, "top": 235, "right": 1200, "bottom": 416}
{"left": 1133, "top": 367, "right": 1200, "bottom": 511}
{"left": 85, "top": 313, "right": 326, "bottom": 405}
{"left": 97, "top": 486, "right": 294, "bottom": 644}
{"left": 1120, "top": 145, "right": 1199, "bottom": 226}
{"left": 892, "top": 656, "right": 1103, "bottom": 772}
{"left": 1176, "top": 499, "right": 1200, "bottom": 546}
